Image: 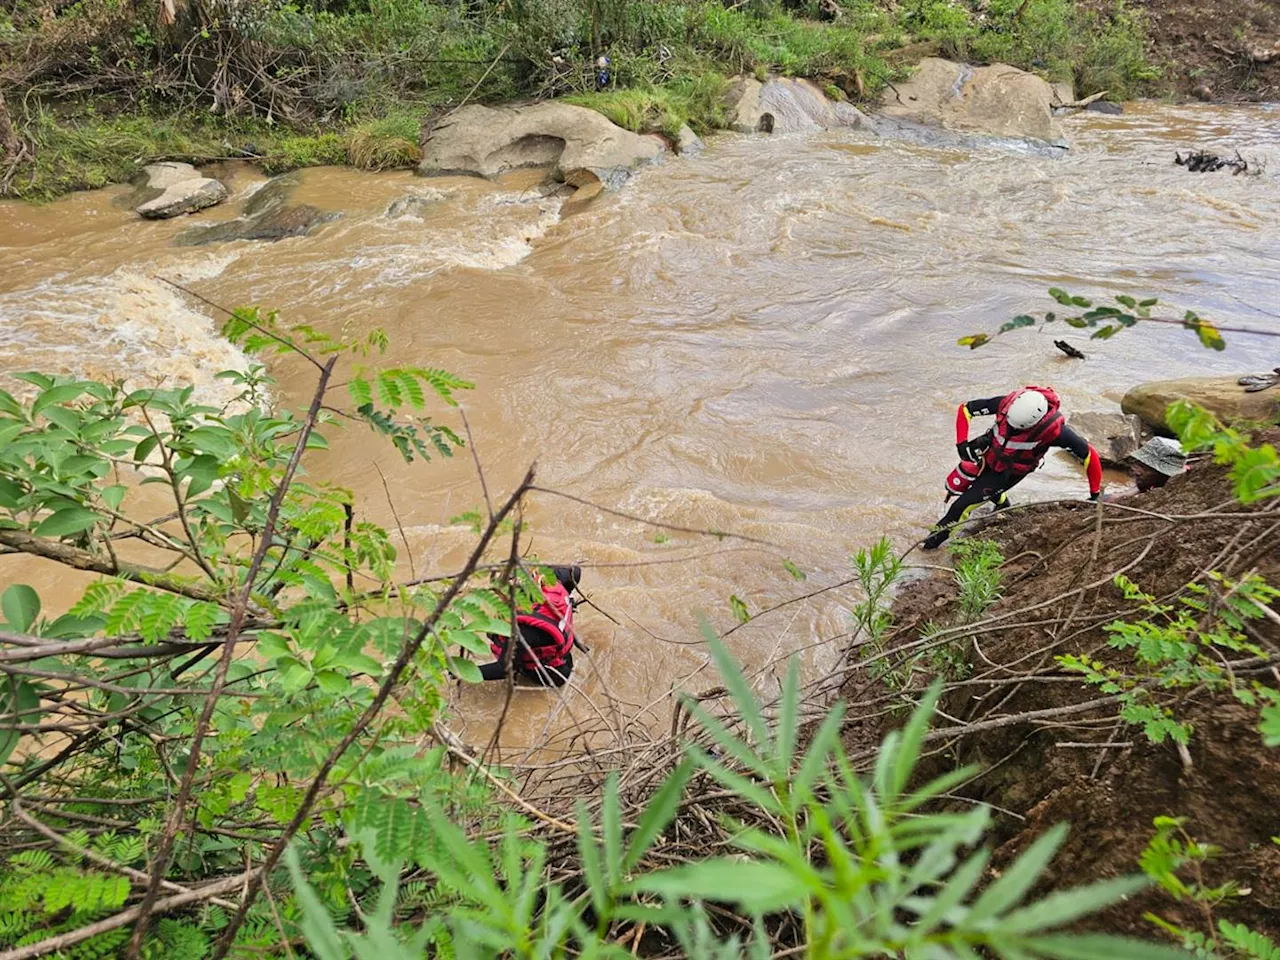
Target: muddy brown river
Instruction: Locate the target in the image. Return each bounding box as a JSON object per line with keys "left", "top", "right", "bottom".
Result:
{"left": 3, "top": 104, "right": 1279, "bottom": 752}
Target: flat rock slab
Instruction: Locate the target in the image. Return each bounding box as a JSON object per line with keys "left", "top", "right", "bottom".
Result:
{"left": 175, "top": 174, "right": 339, "bottom": 245}
{"left": 134, "top": 162, "right": 229, "bottom": 219}
{"left": 419, "top": 102, "right": 663, "bottom": 191}
{"left": 879, "top": 58, "right": 1065, "bottom": 145}
{"left": 1122, "top": 376, "right": 1280, "bottom": 431}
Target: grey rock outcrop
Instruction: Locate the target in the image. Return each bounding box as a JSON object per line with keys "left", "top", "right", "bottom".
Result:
{"left": 878, "top": 58, "right": 1066, "bottom": 145}
{"left": 418, "top": 102, "right": 663, "bottom": 191}
{"left": 1069, "top": 411, "right": 1143, "bottom": 466}
{"left": 134, "top": 162, "right": 228, "bottom": 219}
{"left": 723, "top": 77, "right": 866, "bottom": 135}
{"left": 675, "top": 124, "right": 705, "bottom": 157}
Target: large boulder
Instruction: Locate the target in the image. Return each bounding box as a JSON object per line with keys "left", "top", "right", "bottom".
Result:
{"left": 1068, "top": 411, "right": 1143, "bottom": 466}
{"left": 134, "top": 162, "right": 228, "bottom": 219}
{"left": 419, "top": 102, "right": 663, "bottom": 191}
{"left": 760, "top": 78, "right": 867, "bottom": 133}
{"left": 175, "top": 173, "right": 340, "bottom": 246}
{"left": 1122, "top": 377, "right": 1280, "bottom": 431}
{"left": 725, "top": 77, "right": 769, "bottom": 133}
{"left": 724, "top": 77, "right": 867, "bottom": 134}
{"left": 878, "top": 58, "right": 1065, "bottom": 144}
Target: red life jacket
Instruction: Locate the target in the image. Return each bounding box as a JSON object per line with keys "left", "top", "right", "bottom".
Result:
{"left": 984, "top": 386, "right": 1063, "bottom": 476}
{"left": 489, "top": 582, "right": 575, "bottom": 672}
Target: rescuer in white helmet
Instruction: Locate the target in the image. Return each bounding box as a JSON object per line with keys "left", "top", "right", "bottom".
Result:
{"left": 925, "top": 385, "right": 1103, "bottom": 549}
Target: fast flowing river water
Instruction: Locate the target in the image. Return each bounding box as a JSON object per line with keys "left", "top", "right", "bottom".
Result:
{"left": 2, "top": 103, "right": 1279, "bottom": 751}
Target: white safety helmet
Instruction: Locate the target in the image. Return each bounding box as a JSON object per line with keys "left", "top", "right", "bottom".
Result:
{"left": 1005, "top": 389, "right": 1050, "bottom": 430}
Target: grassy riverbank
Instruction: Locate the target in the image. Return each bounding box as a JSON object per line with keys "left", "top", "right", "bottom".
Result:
{"left": 1, "top": 0, "right": 1157, "bottom": 200}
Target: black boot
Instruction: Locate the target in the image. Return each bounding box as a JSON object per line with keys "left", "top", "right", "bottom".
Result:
{"left": 922, "top": 528, "right": 949, "bottom": 550}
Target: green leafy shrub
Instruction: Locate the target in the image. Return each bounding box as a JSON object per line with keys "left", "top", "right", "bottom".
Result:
{"left": 950, "top": 537, "right": 1003, "bottom": 620}
{"left": 1139, "top": 817, "right": 1280, "bottom": 959}
{"left": 289, "top": 639, "right": 1190, "bottom": 958}
{"left": 1058, "top": 572, "right": 1279, "bottom": 745}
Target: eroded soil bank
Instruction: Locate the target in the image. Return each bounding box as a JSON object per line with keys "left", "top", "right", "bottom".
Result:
{"left": 842, "top": 436, "right": 1280, "bottom": 939}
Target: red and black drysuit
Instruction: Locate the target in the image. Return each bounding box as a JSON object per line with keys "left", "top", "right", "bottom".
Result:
{"left": 479, "top": 566, "right": 581, "bottom": 687}
{"left": 925, "top": 390, "right": 1102, "bottom": 549}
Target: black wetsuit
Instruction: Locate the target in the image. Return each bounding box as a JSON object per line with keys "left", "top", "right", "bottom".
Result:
{"left": 926, "top": 395, "right": 1101, "bottom": 548}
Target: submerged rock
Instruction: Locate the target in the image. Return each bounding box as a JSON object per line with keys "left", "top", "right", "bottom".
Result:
{"left": 877, "top": 58, "right": 1066, "bottom": 145}
{"left": 1122, "top": 376, "right": 1280, "bottom": 432}
{"left": 1085, "top": 100, "right": 1124, "bottom": 115}
{"left": 675, "top": 124, "right": 705, "bottom": 157}
{"left": 134, "top": 162, "right": 228, "bottom": 219}
{"left": 385, "top": 192, "right": 442, "bottom": 218}
{"left": 418, "top": 101, "right": 664, "bottom": 192}
{"left": 1069, "top": 411, "right": 1143, "bottom": 466}
{"left": 175, "top": 173, "right": 339, "bottom": 245}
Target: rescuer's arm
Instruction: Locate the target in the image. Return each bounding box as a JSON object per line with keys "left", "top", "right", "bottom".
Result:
{"left": 1055, "top": 424, "right": 1104, "bottom": 499}
{"left": 956, "top": 395, "right": 1006, "bottom": 459}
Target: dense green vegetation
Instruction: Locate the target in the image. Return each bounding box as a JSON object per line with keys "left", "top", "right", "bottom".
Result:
{"left": 1, "top": 0, "right": 1159, "bottom": 199}
{"left": 1, "top": 297, "right": 1276, "bottom": 956}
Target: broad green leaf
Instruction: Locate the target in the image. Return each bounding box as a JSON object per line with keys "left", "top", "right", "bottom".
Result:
{"left": 782, "top": 559, "right": 806, "bottom": 581}
{"left": 100, "top": 485, "right": 128, "bottom": 512}
{"left": 330, "top": 651, "right": 383, "bottom": 676}
{"left": 450, "top": 656, "right": 483, "bottom": 683}
{"left": 42, "top": 613, "right": 104, "bottom": 639}
{"left": 0, "top": 421, "right": 24, "bottom": 449}
{"left": 256, "top": 633, "right": 293, "bottom": 661}
{"left": 0, "top": 476, "right": 22, "bottom": 510}
{"left": 34, "top": 506, "right": 100, "bottom": 538}
{"left": 133, "top": 435, "right": 160, "bottom": 464}
{"left": 186, "top": 426, "right": 239, "bottom": 459}
{"left": 729, "top": 595, "right": 750, "bottom": 624}
{"left": 1048, "top": 288, "right": 1074, "bottom": 306}
{"left": 1260, "top": 700, "right": 1280, "bottom": 747}
{"left": 1, "top": 584, "right": 40, "bottom": 633}
{"left": 449, "top": 629, "right": 493, "bottom": 657}
{"left": 1090, "top": 325, "right": 1119, "bottom": 340}
{"left": 182, "top": 454, "right": 221, "bottom": 497}
{"left": 31, "top": 383, "right": 89, "bottom": 417}
{"left": 1115, "top": 295, "right": 1137, "bottom": 309}
{"left": 957, "top": 334, "right": 991, "bottom": 349}
{"left": 627, "top": 858, "right": 807, "bottom": 913}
